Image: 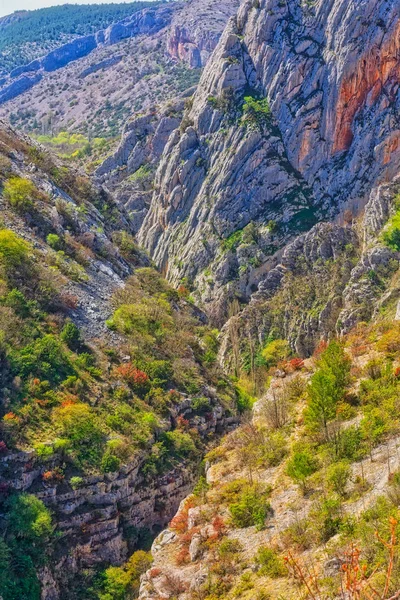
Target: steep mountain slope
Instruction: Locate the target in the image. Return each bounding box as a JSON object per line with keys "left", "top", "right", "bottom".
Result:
{"left": 0, "top": 2, "right": 154, "bottom": 76}
{"left": 138, "top": 0, "right": 400, "bottom": 323}
{"left": 0, "top": 121, "right": 240, "bottom": 600}
{"left": 0, "top": 0, "right": 239, "bottom": 142}
{"left": 139, "top": 329, "right": 400, "bottom": 600}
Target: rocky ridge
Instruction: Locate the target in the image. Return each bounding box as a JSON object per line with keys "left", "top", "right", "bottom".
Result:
{"left": 138, "top": 0, "right": 400, "bottom": 322}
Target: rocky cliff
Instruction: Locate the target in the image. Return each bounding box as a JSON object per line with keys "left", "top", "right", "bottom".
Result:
{"left": 138, "top": 0, "right": 400, "bottom": 323}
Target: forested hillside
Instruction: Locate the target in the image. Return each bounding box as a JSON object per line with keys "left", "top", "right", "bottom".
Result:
{"left": 0, "top": 2, "right": 157, "bottom": 74}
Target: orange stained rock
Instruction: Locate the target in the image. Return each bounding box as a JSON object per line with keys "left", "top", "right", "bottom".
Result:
{"left": 333, "top": 20, "right": 400, "bottom": 153}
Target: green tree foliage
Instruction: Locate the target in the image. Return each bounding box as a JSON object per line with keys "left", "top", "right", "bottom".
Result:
{"left": 53, "top": 402, "right": 104, "bottom": 466}
{"left": 60, "top": 321, "right": 81, "bottom": 351}
{"left": 255, "top": 547, "right": 286, "bottom": 578}
{"left": 305, "top": 341, "right": 351, "bottom": 440}
{"left": 10, "top": 334, "right": 73, "bottom": 384}
{"left": 6, "top": 493, "right": 52, "bottom": 540}
{"left": 3, "top": 177, "right": 38, "bottom": 212}
{"left": 0, "top": 229, "right": 31, "bottom": 271}
{"left": 0, "top": 494, "right": 53, "bottom": 600}
{"left": 96, "top": 550, "right": 152, "bottom": 600}
{"left": 326, "top": 460, "right": 351, "bottom": 497}
{"left": 286, "top": 450, "right": 318, "bottom": 491}
{"left": 229, "top": 485, "right": 271, "bottom": 529}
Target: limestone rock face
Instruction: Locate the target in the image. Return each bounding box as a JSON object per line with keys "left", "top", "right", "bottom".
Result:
{"left": 139, "top": 0, "right": 400, "bottom": 321}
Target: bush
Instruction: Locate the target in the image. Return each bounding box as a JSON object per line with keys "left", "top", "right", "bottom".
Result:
{"left": 286, "top": 450, "right": 319, "bottom": 491}
{"left": 60, "top": 322, "right": 81, "bottom": 351}
{"left": 261, "top": 339, "right": 291, "bottom": 368}
{"left": 46, "top": 233, "right": 63, "bottom": 251}
{"left": 97, "top": 550, "right": 152, "bottom": 600}
{"left": 255, "top": 547, "right": 286, "bottom": 578}
{"left": 3, "top": 177, "right": 37, "bottom": 212}
{"left": 101, "top": 453, "right": 121, "bottom": 473}
{"left": 6, "top": 493, "right": 52, "bottom": 540}
{"left": 0, "top": 229, "right": 31, "bottom": 271}
{"left": 70, "top": 476, "right": 83, "bottom": 490}
{"left": 10, "top": 334, "right": 73, "bottom": 385}
{"left": 163, "top": 430, "right": 197, "bottom": 459}
{"left": 326, "top": 461, "right": 351, "bottom": 497}
{"left": 229, "top": 484, "right": 271, "bottom": 529}
{"left": 53, "top": 402, "right": 104, "bottom": 465}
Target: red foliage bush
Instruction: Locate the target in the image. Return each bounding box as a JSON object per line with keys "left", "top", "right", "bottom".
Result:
{"left": 0, "top": 441, "right": 7, "bottom": 452}
{"left": 149, "top": 568, "right": 162, "bottom": 578}
{"left": 43, "top": 468, "right": 64, "bottom": 483}
{"left": 289, "top": 357, "right": 305, "bottom": 371}
{"left": 175, "top": 547, "right": 190, "bottom": 565}
{"left": 113, "top": 363, "right": 150, "bottom": 394}
{"left": 176, "top": 416, "right": 190, "bottom": 429}
{"left": 212, "top": 515, "right": 225, "bottom": 538}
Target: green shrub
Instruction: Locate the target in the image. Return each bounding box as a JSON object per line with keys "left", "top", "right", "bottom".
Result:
{"left": 101, "top": 453, "right": 121, "bottom": 473}
{"left": 242, "top": 96, "right": 271, "bottom": 130}
{"left": 53, "top": 402, "right": 104, "bottom": 466}
{"left": 97, "top": 550, "right": 152, "bottom": 600}
{"left": 261, "top": 339, "right": 291, "bottom": 368}
{"left": 229, "top": 484, "right": 271, "bottom": 529}
{"left": 34, "top": 443, "right": 54, "bottom": 460}
{"left": 46, "top": 233, "right": 63, "bottom": 251}
{"left": 218, "top": 538, "right": 243, "bottom": 558}
{"left": 70, "top": 476, "right": 83, "bottom": 490}
{"left": 163, "top": 430, "right": 196, "bottom": 458}
{"left": 326, "top": 461, "right": 351, "bottom": 497}
{"left": 3, "top": 289, "right": 31, "bottom": 318}
{"left": 311, "top": 495, "right": 343, "bottom": 543}
{"left": 10, "top": 334, "right": 73, "bottom": 385}
{"left": 0, "top": 229, "right": 31, "bottom": 271}
{"left": 60, "top": 322, "right": 81, "bottom": 351}
{"left": 6, "top": 493, "right": 52, "bottom": 540}
{"left": 3, "top": 177, "right": 37, "bottom": 212}
{"left": 191, "top": 396, "right": 211, "bottom": 415}
{"left": 286, "top": 450, "right": 319, "bottom": 491}
{"left": 255, "top": 547, "right": 286, "bottom": 578}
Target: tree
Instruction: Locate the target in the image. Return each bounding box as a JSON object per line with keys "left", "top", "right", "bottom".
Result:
{"left": 0, "top": 229, "right": 31, "bottom": 271}
{"left": 60, "top": 322, "right": 81, "bottom": 351}
{"left": 286, "top": 450, "right": 318, "bottom": 492}
{"left": 6, "top": 493, "right": 52, "bottom": 540}
{"left": 305, "top": 341, "right": 350, "bottom": 440}
{"left": 326, "top": 461, "right": 351, "bottom": 497}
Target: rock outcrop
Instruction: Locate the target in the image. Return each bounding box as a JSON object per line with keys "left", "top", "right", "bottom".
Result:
{"left": 139, "top": 0, "right": 400, "bottom": 322}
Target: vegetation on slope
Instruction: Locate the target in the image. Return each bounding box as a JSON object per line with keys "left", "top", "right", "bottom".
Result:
{"left": 0, "top": 2, "right": 157, "bottom": 74}
{"left": 147, "top": 330, "right": 400, "bottom": 599}
{"left": 0, "top": 124, "right": 239, "bottom": 599}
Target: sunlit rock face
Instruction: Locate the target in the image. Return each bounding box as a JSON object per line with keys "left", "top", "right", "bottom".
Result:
{"left": 139, "top": 0, "right": 400, "bottom": 322}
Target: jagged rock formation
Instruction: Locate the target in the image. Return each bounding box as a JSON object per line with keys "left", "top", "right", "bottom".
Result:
{"left": 217, "top": 176, "right": 400, "bottom": 365}
{"left": 95, "top": 96, "right": 189, "bottom": 232}
{"left": 139, "top": 0, "right": 400, "bottom": 322}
